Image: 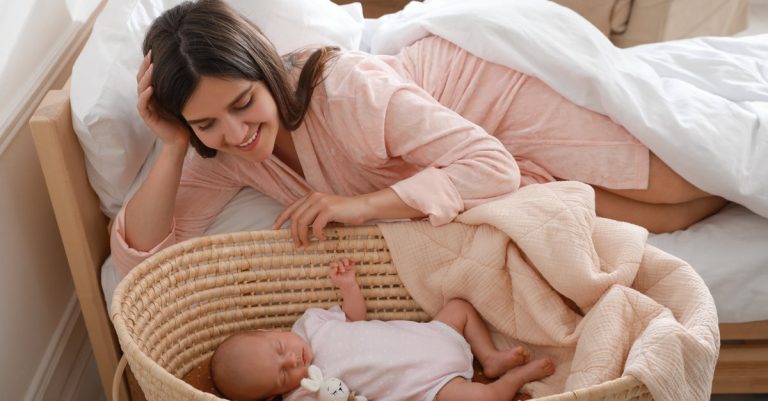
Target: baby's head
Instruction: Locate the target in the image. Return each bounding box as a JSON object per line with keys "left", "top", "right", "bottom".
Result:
{"left": 211, "top": 330, "right": 313, "bottom": 401}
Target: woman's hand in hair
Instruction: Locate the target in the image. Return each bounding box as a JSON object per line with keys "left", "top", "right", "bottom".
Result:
{"left": 136, "top": 51, "right": 189, "bottom": 149}
{"left": 272, "top": 192, "right": 372, "bottom": 248}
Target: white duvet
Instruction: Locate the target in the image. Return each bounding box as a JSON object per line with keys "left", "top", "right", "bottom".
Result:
{"left": 366, "top": 0, "right": 768, "bottom": 218}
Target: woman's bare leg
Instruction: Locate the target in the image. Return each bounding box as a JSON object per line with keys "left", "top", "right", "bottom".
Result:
{"left": 585, "top": 153, "right": 728, "bottom": 233}
{"left": 600, "top": 153, "right": 710, "bottom": 204}
{"left": 436, "top": 359, "right": 555, "bottom": 401}
{"left": 434, "top": 299, "right": 528, "bottom": 379}
{"left": 594, "top": 187, "right": 728, "bottom": 233}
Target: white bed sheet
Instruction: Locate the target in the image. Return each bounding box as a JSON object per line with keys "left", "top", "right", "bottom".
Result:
{"left": 102, "top": 189, "right": 768, "bottom": 323}
{"left": 647, "top": 204, "right": 768, "bottom": 323}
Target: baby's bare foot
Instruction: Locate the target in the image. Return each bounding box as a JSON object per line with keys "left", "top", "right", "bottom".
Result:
{"left": 482, "top": 346, "right": 529, "bottom": 379}
{"left": 506, "top": 357, "right": 555, "bottom": 384}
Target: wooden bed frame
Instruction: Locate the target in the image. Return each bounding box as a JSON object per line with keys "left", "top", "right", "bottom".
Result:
{"left": 27, "top": 2, "right": 767, "bottom": 401}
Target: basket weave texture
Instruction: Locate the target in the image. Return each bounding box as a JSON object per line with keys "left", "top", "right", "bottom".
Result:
{"left": 111, "top": 226, "right": 653, "bottom": 401}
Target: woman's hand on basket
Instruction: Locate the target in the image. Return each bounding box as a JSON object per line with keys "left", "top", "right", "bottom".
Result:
{"left": 272, "top": 192, "right": 371, "bottom": 248}
{"left": 329, "top": 259, "right": 358, "bottom": 290}
{"left": 137, "top": 51, "right": 190, "bottom": 149}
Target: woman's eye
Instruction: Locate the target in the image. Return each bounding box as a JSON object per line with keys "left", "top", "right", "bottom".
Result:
{"left": 235, "top": 97, "right": 252, "bottom": 110}
{"left": 198, "top": 122, "right": 213, "bottom": 131}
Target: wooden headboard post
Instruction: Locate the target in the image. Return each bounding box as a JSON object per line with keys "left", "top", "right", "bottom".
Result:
{"left": 29, "top": 86, "right": 130, "bottom": 401}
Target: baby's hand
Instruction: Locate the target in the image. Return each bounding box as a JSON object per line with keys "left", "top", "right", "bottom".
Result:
{"left": 329, "top": 258, "right": 358, "bottom": 289}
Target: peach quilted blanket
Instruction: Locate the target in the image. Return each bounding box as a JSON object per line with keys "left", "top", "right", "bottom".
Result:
{"left": 377, "top": 181, "right": 719, "bottom": 401}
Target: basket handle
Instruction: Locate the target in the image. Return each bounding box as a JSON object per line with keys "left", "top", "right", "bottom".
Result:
{"left": 112, "top": 355, "right": 128, "bottom": 401}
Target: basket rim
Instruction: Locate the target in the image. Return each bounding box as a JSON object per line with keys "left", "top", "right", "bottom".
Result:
{"left": 531, "top": 376, "right": 647, "bottom": 400}
{"left": 112, "top": 226, "right": 382, "bottom": 321}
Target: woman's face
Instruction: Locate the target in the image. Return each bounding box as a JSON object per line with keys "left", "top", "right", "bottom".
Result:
{"left": 182, "top": 75, "right": 283, "bottom": 162}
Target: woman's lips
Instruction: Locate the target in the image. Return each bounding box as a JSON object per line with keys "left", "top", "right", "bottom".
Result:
{"left": 237, "top": 124, "right": 261, "bottom": 151}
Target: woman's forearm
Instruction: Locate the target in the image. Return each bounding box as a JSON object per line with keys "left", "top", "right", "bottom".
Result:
{"left": 124, "top": 143, "right": 187, "bottom": 251}
{"left": 362, "top": 188, "right": 426, "bottom": 221}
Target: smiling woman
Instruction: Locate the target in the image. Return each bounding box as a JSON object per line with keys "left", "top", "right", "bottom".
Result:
{"left": 120, "top": 0, "right": 367, "bottom": 256}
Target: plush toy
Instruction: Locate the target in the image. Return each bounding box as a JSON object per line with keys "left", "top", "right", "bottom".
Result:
{"left": 300, "top": 365, "right": 367, "bottom": 401}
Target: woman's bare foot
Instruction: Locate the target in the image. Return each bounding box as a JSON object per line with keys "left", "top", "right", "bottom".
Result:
{"left": 504, "top": 357, "right": 555, "bottom": 384}
{"left": 482, "top": 346, "right": 529, "bottom": 379}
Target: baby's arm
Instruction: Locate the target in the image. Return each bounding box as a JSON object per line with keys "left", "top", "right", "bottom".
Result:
{"left": 329, "top": 259, "right": 366, "bottom": 321}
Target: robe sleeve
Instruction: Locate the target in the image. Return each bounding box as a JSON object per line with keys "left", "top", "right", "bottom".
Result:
{"left": 110, "top": 153, "right": 242, "bottom": 276}
{"left": 325, "top": 55, "right": 520, "bottom": 225}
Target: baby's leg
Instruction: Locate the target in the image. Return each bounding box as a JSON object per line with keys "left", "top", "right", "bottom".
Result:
{"left": 434, "top": 299, "right": 527, "bottom": 379}
{"left": 436, "top": 358, "right": 555, "bottom": 401}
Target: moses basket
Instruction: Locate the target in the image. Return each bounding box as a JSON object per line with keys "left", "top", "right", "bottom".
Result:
{"left": 111, "top": 225, "right": 653, "bottom": 401}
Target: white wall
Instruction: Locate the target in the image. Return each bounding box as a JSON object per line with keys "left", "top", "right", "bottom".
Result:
{"left": 0, "top": 0, "right": 103, "bottom": 400}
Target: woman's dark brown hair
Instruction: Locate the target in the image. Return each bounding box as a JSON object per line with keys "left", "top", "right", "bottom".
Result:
{"left": 143, "top": 0, "right": 337, "bottom": 157}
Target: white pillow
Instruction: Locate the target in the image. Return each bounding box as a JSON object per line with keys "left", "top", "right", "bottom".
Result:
{"left": 234, "top": 0, "right": 364, "bottom": 56}
{"left": 71, "top": 0, "right": 364, "bottom": 218}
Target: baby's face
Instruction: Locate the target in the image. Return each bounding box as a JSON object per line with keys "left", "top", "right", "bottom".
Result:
{"left": 245, "top": 331, "right": 314, "bottom": 398}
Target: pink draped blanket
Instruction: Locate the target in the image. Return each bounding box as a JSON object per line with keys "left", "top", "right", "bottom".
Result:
{"left": 378, "top": 181, "right": 718, "bottom": 401}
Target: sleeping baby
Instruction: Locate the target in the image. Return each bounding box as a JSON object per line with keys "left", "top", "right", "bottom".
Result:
{"left": 210, "top": 258, "right": 554, "bottom": 401}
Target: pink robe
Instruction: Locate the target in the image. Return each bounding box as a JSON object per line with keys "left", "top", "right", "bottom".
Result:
{"left": 112, "top": 36, "right": 648, "bottom": 276}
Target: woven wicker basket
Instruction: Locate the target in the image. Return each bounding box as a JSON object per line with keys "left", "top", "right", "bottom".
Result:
{"left": 111, "top": 226, "right": 653, "bottom": 401}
